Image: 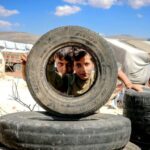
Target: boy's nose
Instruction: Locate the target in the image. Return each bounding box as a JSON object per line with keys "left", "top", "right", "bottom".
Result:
{"left": 82, "top": 66, "right": 86, "bottom": 72}
{"left": 63, "top": 66, "right": 67, "bottom": 72}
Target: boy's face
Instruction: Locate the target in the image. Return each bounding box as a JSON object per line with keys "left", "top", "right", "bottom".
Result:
{"left": 55, "top": 57, "right": 72, "bottom": 76}
{"left": 73, "top": 54, "right": 94, "bottom": 80}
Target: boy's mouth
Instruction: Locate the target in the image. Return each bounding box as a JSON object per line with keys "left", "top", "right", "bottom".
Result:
{"left": 79, "top": 73, "right": 89, "bottom": 79}
{"left": 80, "top": 73, "right": 86, "bottom": 76}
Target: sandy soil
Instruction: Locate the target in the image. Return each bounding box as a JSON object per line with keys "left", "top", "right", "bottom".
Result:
{"left": 0, "top": 72, "right": 44, "bottom": 116}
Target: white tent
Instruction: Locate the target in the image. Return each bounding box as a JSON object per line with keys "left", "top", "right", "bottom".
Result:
{"left": 5, "top": 41, "right": 16, "bottom": 49}
{"left": 0, "top": 40, "right": 5, "bottom": 49}
{"left": 105, "top": 38, "right": 150, "bottom": 84}
{"left": 15, "top": 43, "right": 26, "bottom": 50}
{"left": 0, "top": 40, "right": 33, "bottom": 52}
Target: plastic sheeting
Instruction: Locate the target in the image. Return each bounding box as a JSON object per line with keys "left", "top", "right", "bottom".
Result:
{"left": 0, "top": 40, "right": 5, "bottom": 49}
{"left": 122, "top": 51, "right": 150, "bottom": 84}
{"left": 106, "top": 38, "right": 150, "bottom": 84}
{"left": 5, "top": 41, "right": 16, "bottom": 49}
{"left": 26, "top": 44, "right": 33, "bottom": 50}
{"left": 0, "top": 40, "right": 33, "bottom": 51}
{"left": 15, "top": 43, "right": 26, "bottom": 50}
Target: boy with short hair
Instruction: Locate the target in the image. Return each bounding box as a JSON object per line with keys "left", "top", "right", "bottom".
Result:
{"left": 21, "top": 47, "right": 74, "bottom": 92}
{"left": 67, "top": 48, "right": 95, "bottom": 96}
{"left": 46, "top": 47, "right": 73, "bottom": 92}
{"left": 67, "top": 48, "right": 143, "bottom": 96}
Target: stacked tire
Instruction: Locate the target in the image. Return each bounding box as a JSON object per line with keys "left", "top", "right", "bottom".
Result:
{"left": 123, "top": 88, "right": 150, "bottom": 150}
{"left": 0, "top": 26, "right": 133, "bottom": 150}
{"left": 0, "top": 112, "right": 132, "bottom": 150}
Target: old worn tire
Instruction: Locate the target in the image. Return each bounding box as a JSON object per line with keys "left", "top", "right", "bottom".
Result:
{"left": 0, "top": 144, "right": 11, "bottom": 150}
{"left": 123, "top": 88, "right": 150, "bottom": 149}
{"left": 26, "top": 26, "right": 117, "bottom": 116}
{"left": 0, "top": 111, "right": 131, "bottom": 150}
{"left": 123, "top": 142, "right": 141, "bottom": 150}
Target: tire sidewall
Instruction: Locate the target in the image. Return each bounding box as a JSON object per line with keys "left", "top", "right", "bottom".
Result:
{"left": 26, "top": 26, "right": 117, "bottom": 115}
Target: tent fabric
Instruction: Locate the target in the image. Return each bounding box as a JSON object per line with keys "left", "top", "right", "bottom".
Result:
{"left": 122, "top": 52, "right": 150, "bottom": 84}
{"left": 0, "top": 40, "right": 33, "bottom": 51}
{"left": 15, "top": 43, "right": 26, "bottom": 50}
{"left": 26, "top": 44, "right": 33, "bottom": 50}
{"left": 106, "top": 38, "right": 150, "bottom": 84}
{"left": 5, "top": 41, "right": 16, "bottom": 49}
{"left": 106, "top": 38, "right": 144, "bottom": 53}
{"left": 121, "top": 40, "right": 150, "bottom": 53}
{"left": 0, "top": 40, "right": 5, "bottom": 49}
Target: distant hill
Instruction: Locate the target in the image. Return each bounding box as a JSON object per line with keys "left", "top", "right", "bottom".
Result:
{"left": 0, "top": 32, "right": 40, "bottom": 44}
{"left": 107, "top": 34, "right": 147, "bottom": 41}
{"left": 0, "top": 32, "right": 149, "bottom": 53}
{"left": 1, "top": 32, "right": 149, "bottom": 44}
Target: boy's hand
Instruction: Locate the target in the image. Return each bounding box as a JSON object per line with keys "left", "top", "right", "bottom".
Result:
{"left": 129, "top": 84, "right": 143, "bottom": 92}
{"left": 20, "top": 54, "right": 28, "bottom": 80}
{"left": 20, "top": 54, "right": 28, "bottom": 65}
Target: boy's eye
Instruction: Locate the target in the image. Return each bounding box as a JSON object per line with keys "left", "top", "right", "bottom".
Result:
{"left": 76, "top": 63, "right": 81, "bottom": 68}
{"left": 58, "top": 62, "right": 63, "bottom": 66}
{"left": 85, "top": 63, "right": 90, "bottom": 66}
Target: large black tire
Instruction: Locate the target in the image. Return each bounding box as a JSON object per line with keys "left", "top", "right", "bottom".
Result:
{"left": 26, "top": 26, "right": 117, "bottom": 116}
{"left": 123, "top": 88, "right": 150, "bottom": 150}
{"left": 0, "top": 142, "right": 141, "bottom": 150}
{"left": 0, "top": 147, "right": 10, "bottom": 150}
{"left": 0, "top": 111, "right": 131, "bottom": 150}
{"left": 0, "top": 144, "right": 11, "bottom": 150}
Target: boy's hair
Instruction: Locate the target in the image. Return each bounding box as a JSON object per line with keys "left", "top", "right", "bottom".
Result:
{"left": 55, "top": 47, "right": 73, "bottom": 62}
{"left": 73, "top": 48, "right": 94, "bottom": 62}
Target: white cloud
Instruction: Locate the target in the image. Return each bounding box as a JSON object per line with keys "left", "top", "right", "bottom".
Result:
{"left": 63, "top": 0, "right": 150, "bottom": 9}
{"left": 55, "top": 5, "right": 81, "bottom": 16}
{"left": 128, "top": 0, "right": 150, "bottom": 9}
{"left": 0, "top": 20, "right": 12, "bottom": 27}
{"left": 63, "top": 0, "right": 87, "bottom": 4}
{"left": 137, "top": 13, "right": 143, "bottom": 18}
{"left": 0, "top": 5, "right": 19, "bottom": 17}
{"left": 88, "top": 0, "right": 118, "bottom": 9}
{"left": 63, "top": 0, "right": 124, "bottom": 9}
{"left": 0, "top": 20, "right": 20, "bottom": 29}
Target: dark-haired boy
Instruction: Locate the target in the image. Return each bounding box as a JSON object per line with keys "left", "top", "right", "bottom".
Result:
{"left": 21, "top": 47, "right": 73, "bottom": 92}
{"left": 67, "top": 48, "right": 143, "bottom": 96}
{"left": 67, "top": 48, "right": 95, "bottom": 96}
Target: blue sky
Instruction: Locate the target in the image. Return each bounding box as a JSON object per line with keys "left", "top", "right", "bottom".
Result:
{"left": 0, "top": 0, "right": 150, "bottom": 38}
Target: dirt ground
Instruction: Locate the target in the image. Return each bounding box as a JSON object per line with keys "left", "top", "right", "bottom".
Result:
{"left": 5, "top": 71, "right": 22, "bottom": 78}
{"left": 0, "top": 70, "right": 123, "bottom": 116}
